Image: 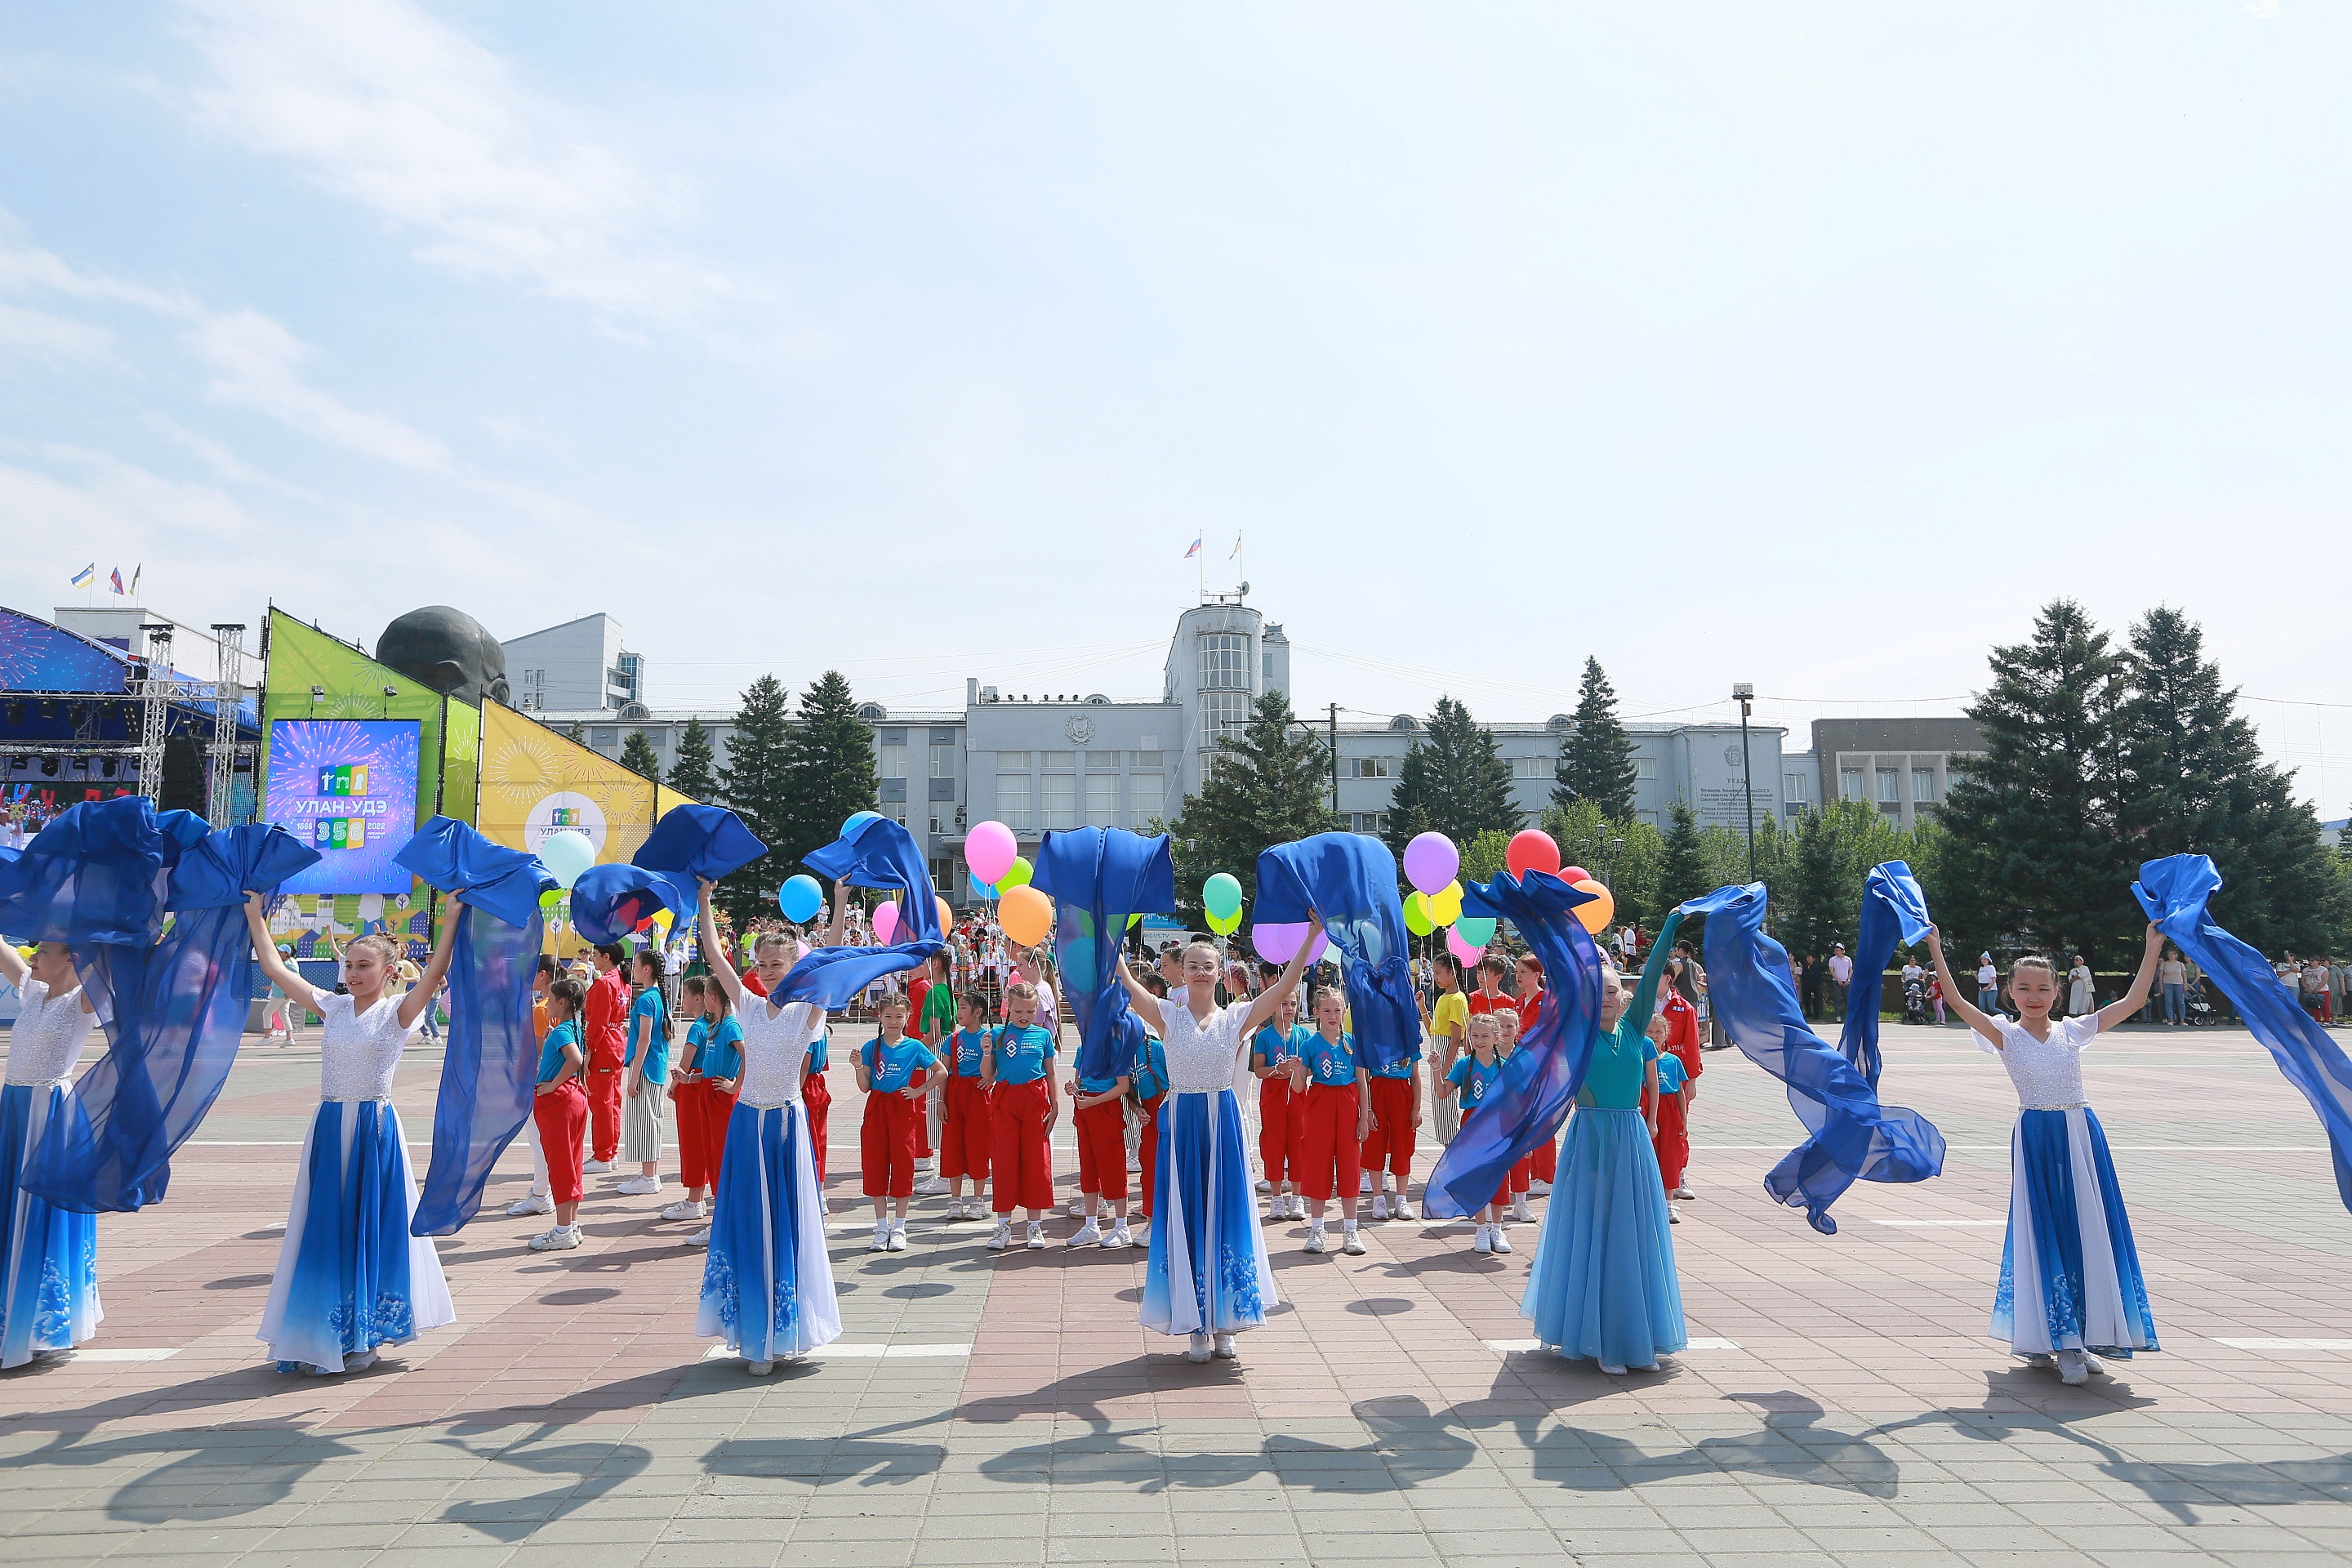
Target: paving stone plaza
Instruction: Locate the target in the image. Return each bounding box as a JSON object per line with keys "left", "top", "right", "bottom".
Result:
{"left": 7, "top": 1019, "right": 2351, "bottom": 1567}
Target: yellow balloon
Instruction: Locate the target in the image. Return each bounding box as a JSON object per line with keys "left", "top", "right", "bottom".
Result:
{"left": 652, "top": 908, "right": 674, "bottom": 930}
{"left": 1428, "top": 881, "right": 1463, "bottom": 927}
{"left": 1570, "top": 878, "right": 1615, "bottom": 936}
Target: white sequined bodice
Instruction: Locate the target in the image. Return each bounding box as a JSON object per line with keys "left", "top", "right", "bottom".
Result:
{"left": 7, "top": 979, "right": 95, "bottom": 1086}
{"left": 1152, "top": 996, "right": 1253, "bottom": 1093}
{"left": 317, "top": 993, "right": 413, "bottom": 1101}
{"left": 737, "top": 998, "right": 824, "bottom": 1108}
{"left": 1984, "top": 1014, "right": 2096, "bottom": 1109}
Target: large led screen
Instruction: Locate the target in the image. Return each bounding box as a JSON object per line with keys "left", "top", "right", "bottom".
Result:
{"left": 263, "top": 719, "right": 421, "bottom": 894}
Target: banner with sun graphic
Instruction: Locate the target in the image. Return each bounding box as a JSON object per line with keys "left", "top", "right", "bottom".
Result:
{"left": 479, "top": 702, "right": 695, "bottom": 871}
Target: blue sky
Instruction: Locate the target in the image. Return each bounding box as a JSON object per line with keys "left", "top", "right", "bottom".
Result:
{"left": 1, "top": 3, "right": 2346, "bottom": 805}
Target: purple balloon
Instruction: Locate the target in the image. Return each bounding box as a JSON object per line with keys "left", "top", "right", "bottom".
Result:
{"left": 1252, "top": 921, "right": 1304, "bottom": 964}
{"left": 1402, "top": 831, "right": 1459, "bottom": 897}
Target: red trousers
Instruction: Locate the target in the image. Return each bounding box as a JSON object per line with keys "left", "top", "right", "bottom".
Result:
{"left": 586, "top": 1062, "right": 623, "bottom": 1161}
{"left": 862, "top": 1088, "right": 923, "bottom": 1198}
{"left": 1258, "top": 1076, "right": 1302, "bottom": 1184}
{"left": 1649, "top": 1086, "right": 1689, "bottom": 1190}
{"left": 1138, "top": 1094, "right": 1164, "bottom": 1218}
{"left": 1295, "top": 1083, "right": 1362, "bottom": 1204}
{"left": 674, "top": 1079, "right": 735, "bottom": 1191}
{"left": 1361, "top": 1076, "right": 1416, "bottom": 1181}
{"left": 532, "top": 1081, "right": 589, "bottom": 1205}
{"left": 940, "top": 1074, "right": 991, "bottom": 1181}
{"left": 1530, "top": 1136, "right": 1557, "bottom": 1183}
{"left": 1457, "top": 1107, "right": 1526, "bottom": 1209}
{"left": 989, "top": 1076, "right": 1054, "bottom": 1214}
{"left": 804, "top": 1071, "right": 831, "bottom": 1187}
{"left": 1074, "top": 1098, "right": 1128, "bottom": 1203}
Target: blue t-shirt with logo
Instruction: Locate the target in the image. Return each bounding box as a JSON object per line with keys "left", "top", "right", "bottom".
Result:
{"left": 1252, "top": 1023, "right": 1308, "bottom": 1069}
{"left": 991, "top": 1023, "right": 1057, "bottom": 1085}
{"left": 1367, "top": 1039, "right": 1422, "bottom": 1080}
{"left": 1304, "top": 1031, "right": 1359, "bottom": 1088}
{"left": 700, "top": 1015, "right": 743, "bottom": 1082}
{"left": 626, "top": 987, "right": 669, "bottom": 1082}
{"left": 537, "top": 1019, "right": 581, "bottom": 1085}
{"left": 1446, "top": 1052, "right": 1503, "bottom": 1111}
{"left": 1656, "top": 1051, "right": 1686, "bottom": 1095}
{"left": 951, "top": 1026, "right": 992, "bottom": 1079}
{"left": 862, "top": 1037, "right": 928, "bottom": 1094}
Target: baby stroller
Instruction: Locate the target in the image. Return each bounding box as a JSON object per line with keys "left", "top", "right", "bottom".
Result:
{"left": 1900, "top": 974, "right": 1927, "bottom": 1026}
{"left": 2185, "top": 977, "right": 2219, "bottom": 1027}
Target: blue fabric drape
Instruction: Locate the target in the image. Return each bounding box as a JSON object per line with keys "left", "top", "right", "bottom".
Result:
{"left": 1838, "top": 861, "right": 1934, "bottom": 1086}
{"left": 1032, "top": 826, "right": 1175, "bottom": 1081}
{"left": 1252, "top": 832, "right": 1419, "bottom": 1073}
{"left": 571, "top": 804, "right": 767, "bottom": 946}
{"left": 395, "top": 817, "right": 555, "bottom": 1235}
{"left": 2136, "top": 853, "right": 2352, "bottom": 1214}
{"left": 18, "top": 814, "right": 319, "bottom": 1214}
{"left": 1423, "top": 871, "right": 1609, "bottom": 1220}
{"left": 784, "top": 817, "right": 945, "bottom": 1010}
{"left": 1680, "top": 880, "right": 1945, "bottom": 1234}
{"left": 0, "top": 796, "right": 170, "bottom": 947}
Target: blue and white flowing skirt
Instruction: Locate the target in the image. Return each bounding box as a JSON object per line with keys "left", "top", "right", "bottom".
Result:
{"left": 0, "top": 1081, "right": 102, "bottom": 1367}
{"left": 1521, "top": 1107, "right": 1686, "bottom": 1368}
{"left": 700, "top": 1099, "right": 840, "bottom": 1361}
{"left": 1993, "top": 1107, "right": 2159, "bottom": 1358}
{"left": 1143, "top": 1088, "right": 1276, "bottom": 1337}
{"left": 257, "top": 1100, "right": 455, "bottom": 1372}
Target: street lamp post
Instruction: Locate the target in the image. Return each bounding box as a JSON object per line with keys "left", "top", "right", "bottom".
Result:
{"left": 1732, "top": 683, "right": 1757, "bottom": 881}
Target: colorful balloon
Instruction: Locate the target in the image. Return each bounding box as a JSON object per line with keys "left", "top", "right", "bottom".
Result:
{"left": 539, "top": 830, "right": 595, "bottom": 890}
{"left": 777, "top": 875, "right": 823, "bottom": 923}
{"left": 1401, "top": 831, "right": 1459, "bottom": 896}
{"left": 1561, "top": 865, "right": 1591, "bottom": 884}
{"left": 1000, "top": 855, "right": 1034, "bottom": 890}
{"left": 1455, "top": 915, "right": 1496, "bottom": 947}
{"left": 1252, "top": 921, "right": 1303, "bottom": 964}
{"left": 937, "top": 896, "right": 954, "bottom": 933}
{"left": 842, "top": 809, "right": 881, "bottom": 837}
{"left": 872, "top": 899, "right": 899, "bottom": 945}
{"left": 1428, "top": 881, "right": 1463, "bottom": 927}
{"left": 1570, "top": 878, "right": 1615, "bottom": 936}
{"left": 1446, "top": 926, "right": 1484, "bottom": 964}
{"left": 999, "top": 884, "right": 1053, "bottom": 947}
{"left": 1401, "top": 891, "right": 1432, "bottom": 937}
{"left": 964, "top": 820, "right": 1018, "bottom": 885}
{"left": 1207, "top": 907, "right": 1241, "bottom": 937}
{"left": 1202, "top": 872, "right": 1244, "bottom": 920}
{"left": 1506, "top": 829, "right": 1561, "bottom": 880}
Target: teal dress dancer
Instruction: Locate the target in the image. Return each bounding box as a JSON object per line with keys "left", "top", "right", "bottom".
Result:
{"left": 1521, "top": 913, "right": 1688, "bottom": 1373}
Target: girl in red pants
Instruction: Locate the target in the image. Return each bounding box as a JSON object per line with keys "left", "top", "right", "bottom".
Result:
{"left": 1250, "top": 993, "right": 1309, "bottom": 1221}
{"left": 1656, "top": 983, "right": 1703, "bottom": 1200}
{"left": 1516, "top": 955, "right": 1560, "bottom": 1196}
{"left": 1291, "top": 987, "right": 1372, "bottom": 1256}
{"left": 665, "top": 978, "right": 712, "bottom": 1223}
{"left": 857, "top": 994, "right": 929, "bottom": 1253}
{"left": 667, "top": 980, "right": 742, "bottom": 1241}
{"left": 528, "top": 978, "right": 590, "bottom": 1251}
{"left": 1066, "top": 1045, "right": 1134, "bottom": 1249}
{"left": 940, "top": 991, "right": 994, "bottom": 1220}
{"left": 982, "top": 982, "right": 1060, "bottom": 1251}
{"left": 1360, "top": 1037, "right": 1423, "bottom": 1223}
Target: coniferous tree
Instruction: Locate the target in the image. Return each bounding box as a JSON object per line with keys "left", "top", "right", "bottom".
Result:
{"left": 1383, "top": 697, "right": 1521, "bottom": 865}
{"left": 777, "top": 671, "right": 880, "bottom": 884}
{"left": 619, "top": 729, "right": 662, "bottom": 782}
{"left": 1935, "top": 599, "right": 2133, "bottom": 965}
{"left": 666, "top": 715, "right": 720, "bottom": 801}
{"left": 1168, "top": 692, "right": 1344, "bottom": 925}
{"left": 1552, "top": 657, "right": 1641, "bottom": 819}
{"left": 1657, "top": 801, "right": 1711, "bottom": 915}
{"left": 716, "top": 675, "right": 795, "bottom": 924}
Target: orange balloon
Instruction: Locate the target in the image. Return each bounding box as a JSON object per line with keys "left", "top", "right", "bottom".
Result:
{"left": 1000, "top": 884, "right": 1054, "bottom": 948}
{"left": 936, "top": 895, "right": 954, "bottom": 933}
{"left": 1570, "top": 878, "right": 1615, "bottom": 936}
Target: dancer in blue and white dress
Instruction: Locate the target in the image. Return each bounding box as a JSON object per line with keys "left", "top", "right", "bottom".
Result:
{"left": 0, "top": 942, "right": 102, "bottom": 1366}
{"left": 694, "top": 884, "right": 841, "bottom": 1374}
{"left": 243, "top": 894, "right": 461, "bottom": 1375}
{"left": 1927, "top": 923, "right": 2166, "bottom": 1386}
{"left": 1115, "top": 919, "right": 1318, "bottom": 1364}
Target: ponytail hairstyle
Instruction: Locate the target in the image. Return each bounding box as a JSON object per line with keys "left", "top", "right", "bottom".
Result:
{"left": 702, "top": 976, "right": 734, "bottom": 1022}
{"left": 547, "top": 974, "right": 588, "bottom": 1022}
{"left": 346, "top": 933, "right": 400, "bottom": 978}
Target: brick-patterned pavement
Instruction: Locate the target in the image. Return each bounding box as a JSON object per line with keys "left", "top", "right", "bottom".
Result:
{"left": 7, "top": 1020, "right": 2352, "bottom": 1566}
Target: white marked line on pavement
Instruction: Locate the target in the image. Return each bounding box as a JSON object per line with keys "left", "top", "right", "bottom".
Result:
{"left": 701, "top": 1343, "right": 972, "bottom": 1361}
{"left": 63, "top": 1348, "right": 180, "bottom": 1362}
{"left": 2212, "top": 1338, "right": 2352, "bottom": 1351}
{"left": 1485, "top": 1337, "right": 1740, "bottom": 1353}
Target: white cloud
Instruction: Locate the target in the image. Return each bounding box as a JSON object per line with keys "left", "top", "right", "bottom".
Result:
{"left": 189, "top": 309, "right": 452, "bottom": 472}
{"left": 0, "top": 301, "right": 114, "bottom": 362}
{"left": 174, "top": 0, "right": 746, "bottom": 323}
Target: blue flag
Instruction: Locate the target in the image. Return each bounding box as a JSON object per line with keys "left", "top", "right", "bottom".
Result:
{"left": 1031, "top": 826, "right": 1174, "bottom": 1081}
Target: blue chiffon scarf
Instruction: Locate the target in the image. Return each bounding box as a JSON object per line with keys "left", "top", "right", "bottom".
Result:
{"left": 786, "top": 817, "right": 945, "bottom": 1009}
{"left": 1252, "top": 832, "right": 1419, "bottom": 1074}
{"left": 1031, "top": 826, "right": 1174, "bottom": 1082}
{"left": 571, "top": 804, "right": 767, "bottom": 946}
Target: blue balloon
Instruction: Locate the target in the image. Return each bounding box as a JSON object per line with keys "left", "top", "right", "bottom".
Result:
{"left": 778, "top": 874, "right": 823, "bottom": 923}
{"left": 842, "top": 809, "right": 881, "bottom": 837}
{"left": 971, "top": 880, "right": 997, "bottom": 900}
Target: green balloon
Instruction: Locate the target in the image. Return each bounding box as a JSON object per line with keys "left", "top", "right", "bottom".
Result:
{"left": 1206, "top": 907, "right": 1241, "bottom": 936}
{"left": 1402, "top": 891, "right": 1432, "bottom": 937}
{"left": 1202, "top": 872, "right": 1244, "bottom": 920}
{"left": 1455, "top": 915, "right": 1497, "bottom": 947}
{"left": 1000, "top": 855, "right": 1034, "bottom": 889}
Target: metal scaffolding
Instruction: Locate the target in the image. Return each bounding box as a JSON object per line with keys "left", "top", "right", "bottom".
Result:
{"left": 208, "top": 622, "right": 246, "bottom": 826}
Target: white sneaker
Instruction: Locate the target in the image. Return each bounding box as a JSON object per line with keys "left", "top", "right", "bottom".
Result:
{"left": 868, "top": 1224, "right": 889, "bottom": 1253}
{"left": 745, "top": 1359, "right": 773, "bottom": 1376}
{"left": 1104, "top": 1223, "right": 1133, "bottom": 1250}
{"left": 506, "top": 1192, "right": 554, "bottom": 1217}
{"left": 1212, "top": 1332, "right": 1237, "bottom": 1359}
{"left": 658, "top": 1198, "right": 708, "bottom": 1222}
{"left": 1392, "top": 1197, "right": 1416, "bottom": 1222}
{"left": 1370, "top": 1195, "right": 1390, "bottom": 1222}
{"left": 1600, "top": 1361, "right": 1628, "bottom": 1376}
{"left": 1026, "top": 1222, "right": 1047, "bottom": 1250}
{"left": 1067, "top": 1199, "right": 1088, "bottom": 1218}
{"left": 1668, "top": 1209, "right": 1681, "bottom": 1224}
{"left": 1473, "top": 1226, "right": 1494, "bottom": 1255}
{"left": 528, "top": 1225, "right": 581, "bottom": 1252}
{"left": 1490, "top": 1227, "right": 1512, "bottom": 1254}
{"left": 1255, "top": 1178, "right": 1272, "bottom": 1194}
{"left": 1186, "top": 1332, "right": 1212, "bottom": 1363}
{"left": 582, "top": 1158, "right": 613, "bottom": 1174}
{"left": 1070, "top": 1222, "right": 1102, "bottom": 1248}
{"left": 1284, "top": 1194, "right": 1305, "bottom": 1220}
{"left": 1358, "top": 1173, "right": 1374, "bottom": 1196}
{"left": 684, "top": 1223, "right": 711, "bottom": 1247}
{"left": 2082, "top": 1352, "right": 2109, "bottom": 1376}
{"left": 987, "top": 1221, "right": 1012, "bottom": 1251}
{"left": 915, "top": 1175, "right": 949, "bottom": 1197}
{"left": 1510, "top": 1196, "right": 1535, "bottom": 1223}
{"left": 1528, "top": 1179, "right": 1553, "bottom": 1196}
{"left": 615, "top": 1175, "right": 661, "bottom": 1196}
{"left": 342, "top": 1349, "right": 379, "bottom": 1372}
{"left": 2056, "top": 1351, "right": 2089, "bottom": 1386}
{"left": 1341, "top": 1227, "right": 1366, "bottom": 1256}
{"left": 1303, "top": 1226, "right": 1327, "bottom": 1254}
{"left": 887, "top": 1224, "right": 908, "bottom": 1252}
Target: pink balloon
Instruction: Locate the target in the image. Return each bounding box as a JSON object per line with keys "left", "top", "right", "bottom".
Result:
{"left": 1446, "top": 927, "right": 1485, "bottom": 964}
{"left": 965, "top": 820, "right": 1018, "bottom": 886}
{"left": 1252, "top": 921, "right": 1304, "bottom": 964}
{"left": 871, "top": 899, "right": 899, "bottom": 944}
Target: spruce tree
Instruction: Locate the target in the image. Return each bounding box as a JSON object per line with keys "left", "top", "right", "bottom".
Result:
{"left": 777, "top": 671, "right": 880, "bottom": 884}
{"left": 1552, "top": 657, "right": 1641, "bottom": 818}
{"left": 1657, "top": 801, "right": 1711, "bottom": 915}
{"left": 619, "top": 729, "right": 662, "bottom": 782}
{"left": 1935, "top": 599, "right": 2133, "bottom": 965}
{"left": 1382, "top": 697, "right": 1521, "bottom": 866}
{"left": 1167, "top": 692, "right": 1343, "bottom": 924}
{"left": 715, "top": 675, "right": 795, "bottom": 924}
{"left": 666, "top": 715, "right": 719, "bottom": 801}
